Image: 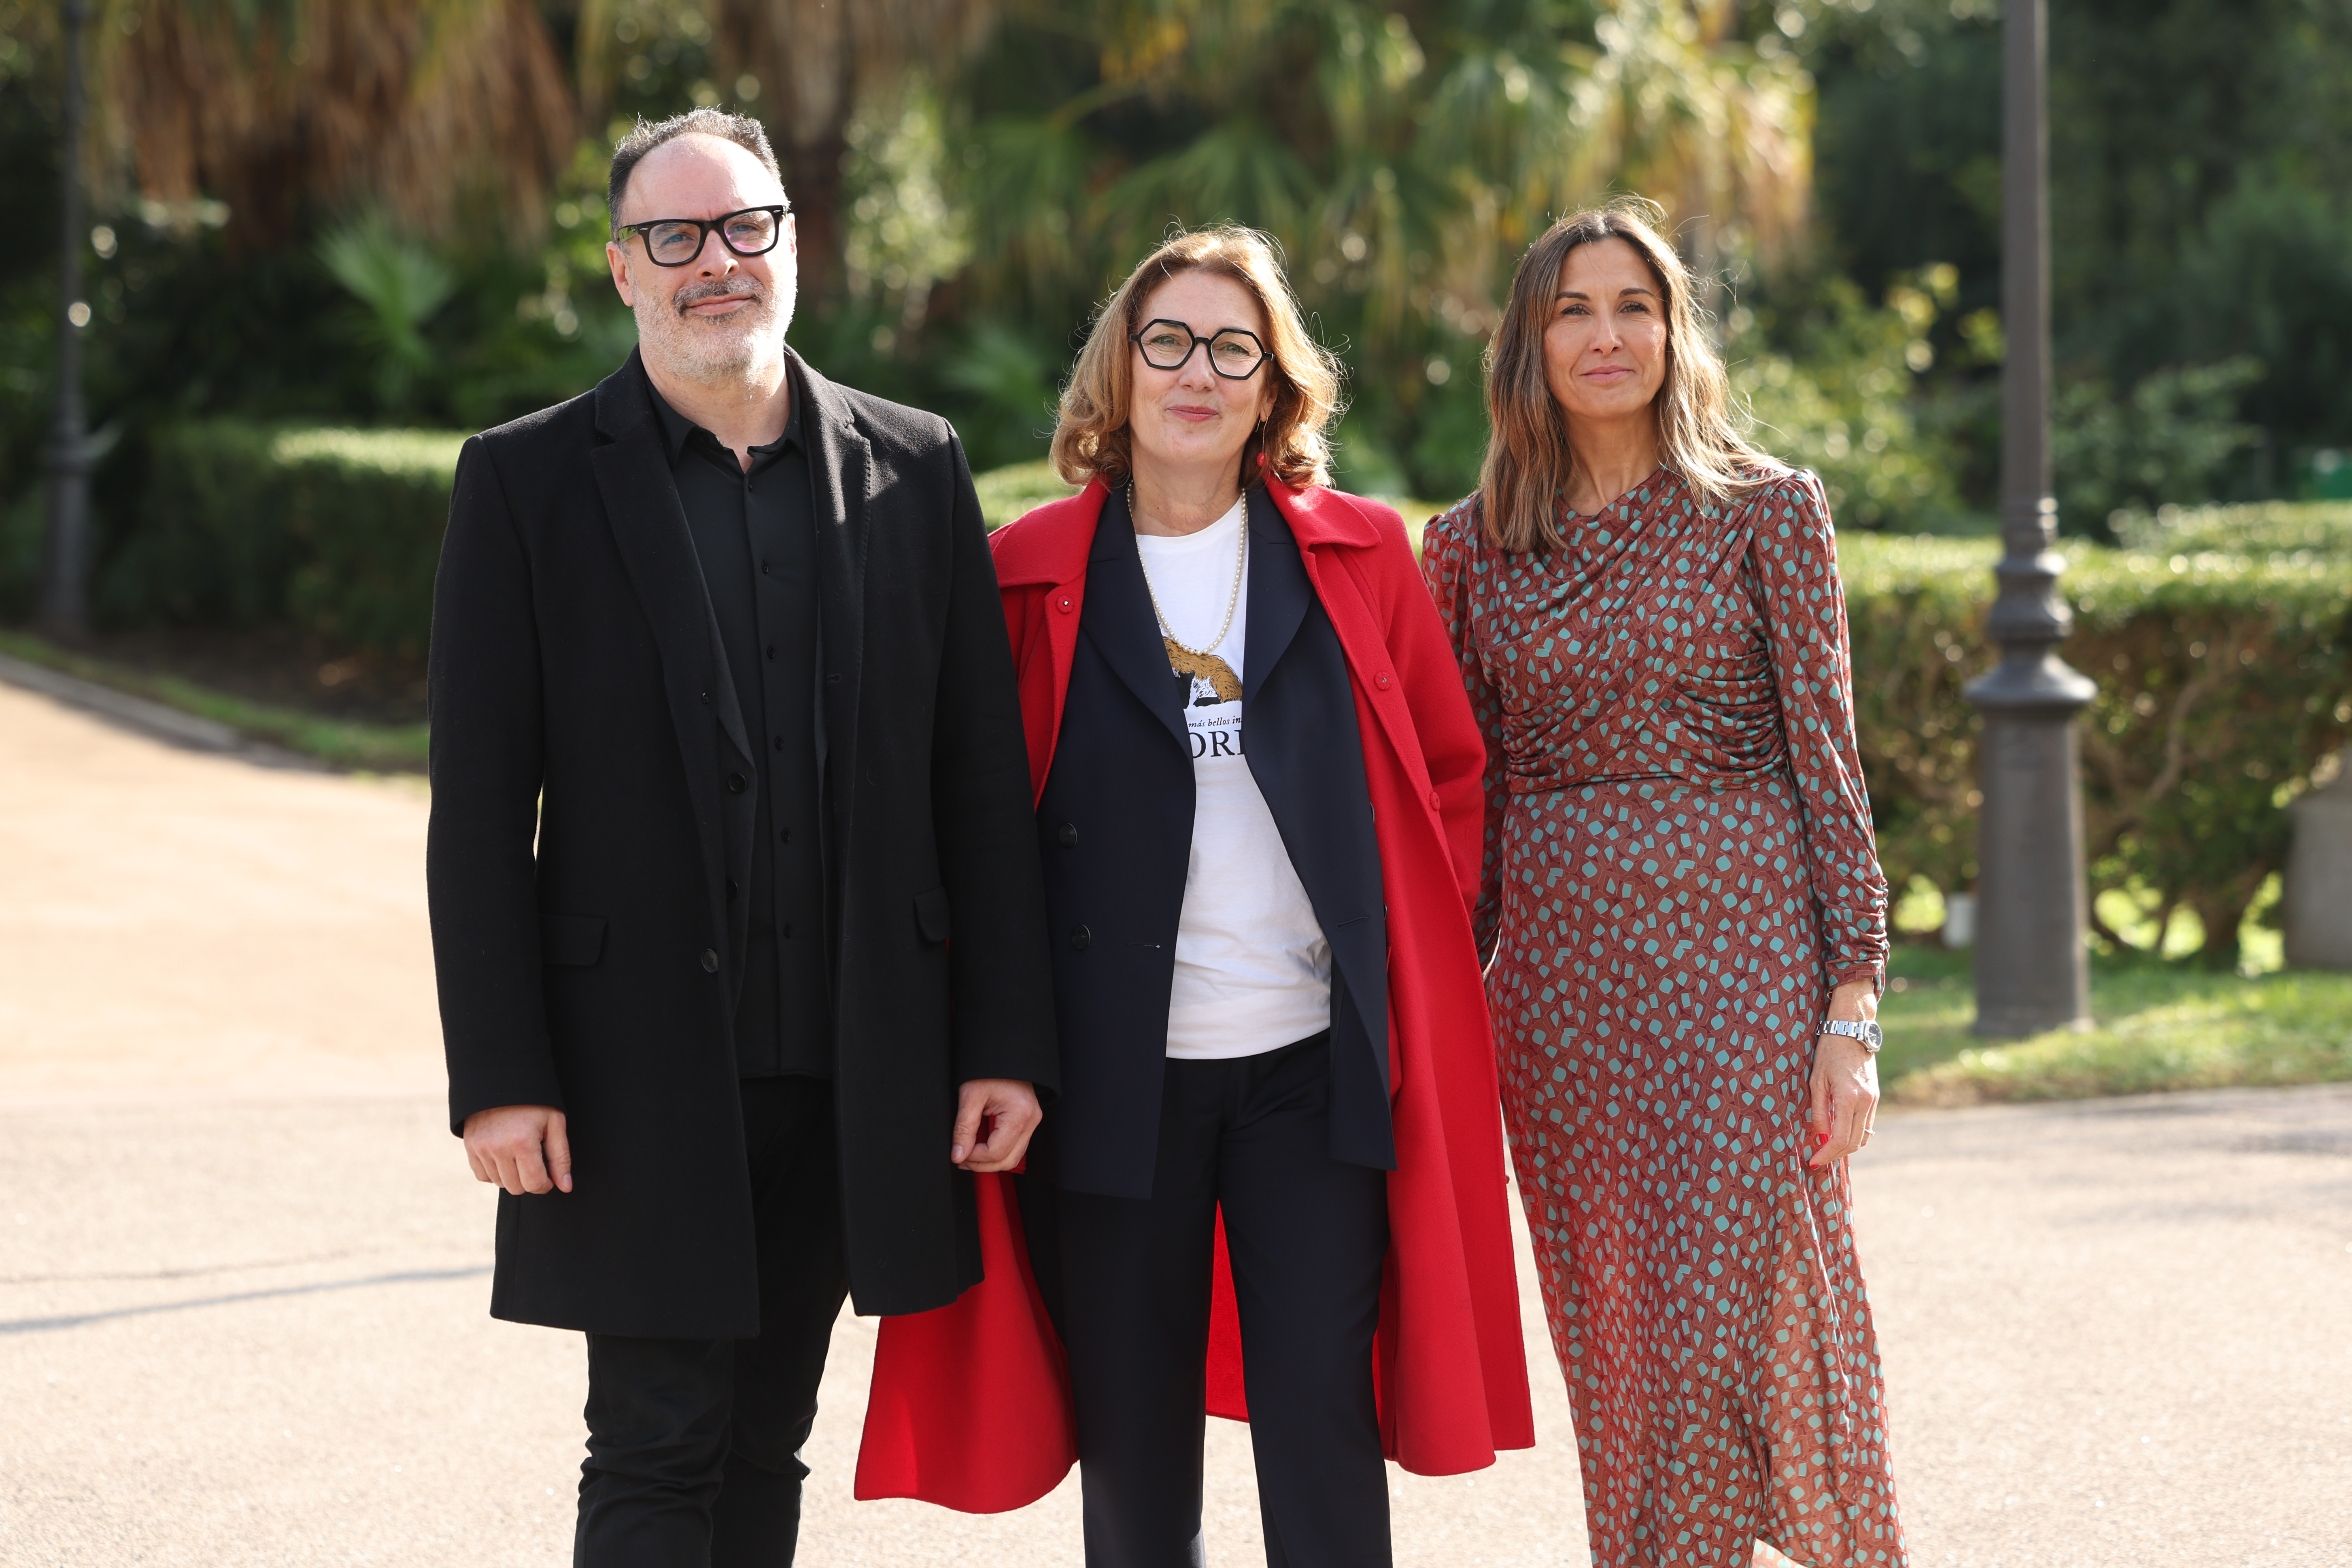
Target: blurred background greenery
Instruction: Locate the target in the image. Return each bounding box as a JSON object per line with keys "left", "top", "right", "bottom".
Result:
{"left": 8, "top": 0, "right": 2352, "bottom": 564}
{"left": 2, "top": 0, "right": 2349, "bottom": 1086}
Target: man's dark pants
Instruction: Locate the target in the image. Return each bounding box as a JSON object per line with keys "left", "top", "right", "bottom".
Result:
{"left": 1037, "top": 1033, "right": 1393, "bottom": 1568}
{"left": 574, "top": 1077, "right": 849, "bottom": 1568}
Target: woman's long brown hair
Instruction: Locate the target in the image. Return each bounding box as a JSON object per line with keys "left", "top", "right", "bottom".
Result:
{"left": 1479, "top": 200, "right": 1779, "bottom": 552}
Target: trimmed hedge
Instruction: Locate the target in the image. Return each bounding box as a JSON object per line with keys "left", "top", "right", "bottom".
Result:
{"left": 69, "top": 435, "right": 2352, "bottom": 963}
{"left": 103, "top": 421, "right": 462, "bottom": 658}
{"left": 1844, "top": 502, "right": 2352, "bottom": 965}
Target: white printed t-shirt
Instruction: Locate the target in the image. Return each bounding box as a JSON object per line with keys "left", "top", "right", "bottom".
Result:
{"left": 1131, "top": 496, "right": 1332, "bottom": 1059}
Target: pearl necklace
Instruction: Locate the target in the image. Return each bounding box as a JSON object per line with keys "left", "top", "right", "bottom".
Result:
{"left": 1128, "top": 480, "right": 1247, "bottom": 659}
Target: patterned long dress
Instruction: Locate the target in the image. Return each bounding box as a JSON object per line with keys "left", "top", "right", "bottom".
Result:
{"left": 1421, "top": 469, "right": 1906, "bottom": 1568}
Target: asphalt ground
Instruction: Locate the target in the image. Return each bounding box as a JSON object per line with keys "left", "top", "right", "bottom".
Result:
{"left": 2, "top": 674, "right": 2348, "bottom": 1567}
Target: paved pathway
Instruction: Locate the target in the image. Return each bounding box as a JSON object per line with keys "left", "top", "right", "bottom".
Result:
{"left": 2, "top": 676, "right": 2347, "bottom": 1567}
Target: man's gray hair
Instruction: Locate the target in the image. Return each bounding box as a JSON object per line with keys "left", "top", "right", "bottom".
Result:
{"left": 607, "top": 109, "right": 786, "bottom": 234}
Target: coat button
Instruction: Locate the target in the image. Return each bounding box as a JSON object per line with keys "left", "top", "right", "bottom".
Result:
{"left": 1056, "top": 595, "right": 1074, "bottom": 614}
{"left": 1058, "top": 822, "right": 1079, "bottom": 848}
{"left": 727, "top": 773, "right": 747, "bottom": 794}
{"left": 1375, "top": 671, "right": 1392, "bottom": 689}
{"left": 1070, "top": 925, "right": 1091, "bottom": 950}
{"left": 1428, "top": 788, "right": 1443, "bottom": 810}
{"left": 700, "top": 949, "right": 720, "bottom": 973}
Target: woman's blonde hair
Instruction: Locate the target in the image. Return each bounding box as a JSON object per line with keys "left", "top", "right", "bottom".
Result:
{"left": 1051, "top": 225, "right": 1341, "bottom": 491}
{"left": 1480, "top": 199, "right": 1780, "bottom": 552}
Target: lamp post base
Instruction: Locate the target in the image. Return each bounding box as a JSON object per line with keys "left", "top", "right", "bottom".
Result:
{"left": 1966, "top": 654, "right": 2096, "bottom": 1039}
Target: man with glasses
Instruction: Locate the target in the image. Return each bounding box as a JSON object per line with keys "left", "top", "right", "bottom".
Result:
{"left": 427, "top": 107, "right": 1056, "bottom": 1565}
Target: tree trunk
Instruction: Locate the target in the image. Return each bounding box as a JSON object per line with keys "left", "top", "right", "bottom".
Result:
{"left": 781, "top": 127, "right": 847, "bottom": 310}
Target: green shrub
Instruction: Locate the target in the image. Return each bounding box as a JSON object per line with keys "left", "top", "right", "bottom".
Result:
{"left": 1843, "top": 503, "right": 2352, "bottom": 967}
{"left": 973, "top": 459, "right": 1077, "bottom": 530}
{"left": 102, "top": 420, "right": 302, "bottom": 628}
{"left": 275, "top": 428, "right": 465, "bottom": 657}
{"left": 1726, "top": 269, "right": 1968, "bottom": 533}
{"left": 2051, "top": 357, "right": 2263, "bottom": 540}
{"left": 100, "top": 420, "right": 462, "bottom": 657}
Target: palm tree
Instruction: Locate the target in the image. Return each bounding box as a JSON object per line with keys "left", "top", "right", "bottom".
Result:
{"left": 1558, "top": 0, "right": 1811, "bottom": 298}
{"left": 86, "top": 0, "right": 576, "bottom": 247}
{"left": 936, "top": 0, "right": 1815, "bottom": 485}
{"left": 578, "top": 0, "right": 1000, "bottom": 305}
{"left": 956, "top": 0, "right": 1808, "bottom": 323}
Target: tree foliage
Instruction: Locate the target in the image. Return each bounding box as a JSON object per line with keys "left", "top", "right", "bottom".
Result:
{"left": 87, "top": 0, "right": 576, "bottom": 246}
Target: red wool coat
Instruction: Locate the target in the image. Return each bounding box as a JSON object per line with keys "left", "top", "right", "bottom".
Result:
{"left": 854, "top": 477, "right": 1534, "bottom": 1512}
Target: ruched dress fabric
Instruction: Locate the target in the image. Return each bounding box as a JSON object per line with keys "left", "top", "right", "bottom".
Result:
{"left": 1421, "top": 470, "right": 1905, "bottom": 1568}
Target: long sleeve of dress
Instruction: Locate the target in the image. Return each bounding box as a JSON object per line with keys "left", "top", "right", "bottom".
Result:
{"left": 1746, "top": 473, "right": 1890, "bottom": 992}
{"left": 1419, "top": 501, "right": 1512, "bottom": 964}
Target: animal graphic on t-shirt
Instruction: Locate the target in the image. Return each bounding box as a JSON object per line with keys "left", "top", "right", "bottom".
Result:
{"left": 1166, "top": 642, "right": 1243, "bottom": 708}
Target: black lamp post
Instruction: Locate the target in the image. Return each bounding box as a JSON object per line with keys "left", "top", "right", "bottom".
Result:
{"left": 38, "top": 0, "right": 92, "bottom": 643}
{"left": 1963, "top": 0, "right": 2096, "bottom": 1038}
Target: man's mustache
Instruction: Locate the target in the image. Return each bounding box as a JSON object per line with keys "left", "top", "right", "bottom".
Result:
{"left": 671, "top": 276, "right": 768, "bottom": 316}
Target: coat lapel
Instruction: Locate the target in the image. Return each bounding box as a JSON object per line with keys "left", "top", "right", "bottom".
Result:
{"left": 791, "top": 349, "right": 869, "bottom": 839}
{"left": 1080, "top": 484, "right": 1191, "bottom": 749}
{"left": 1240, "top": 487, "right": 1309, "bottom": 703}
{"left": 591, "top": 351, "right": 747, "bottom": 972}
{"left": 989, "top": 483, "right": 1105, "bottom": 801}
{"left": 1275, "top": 484, "right": 1441, "bottom": 805}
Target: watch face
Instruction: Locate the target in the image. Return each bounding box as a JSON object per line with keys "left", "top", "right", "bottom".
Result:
{"left": 1863, "top": 1021, "right": 1885, "bottom": 1049}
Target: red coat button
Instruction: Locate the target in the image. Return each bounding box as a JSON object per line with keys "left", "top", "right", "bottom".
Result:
{"left": 1428, "top": 788, "right": 1443, "bottom": 810}
{"left": 1056, "top": 595, "right": 1074, "bottom": 613}
{"left": 1375, "top": 671, "right": 1392, "bottom": 689}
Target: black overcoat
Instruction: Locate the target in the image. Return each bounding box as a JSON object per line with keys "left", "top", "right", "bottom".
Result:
{"left": 426, "top": 347, "right": 1056, "bottom": 1335}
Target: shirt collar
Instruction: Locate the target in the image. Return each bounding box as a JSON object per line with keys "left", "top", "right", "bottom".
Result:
{"left": 645, "top": 366, "right": 802, "bottom": 468}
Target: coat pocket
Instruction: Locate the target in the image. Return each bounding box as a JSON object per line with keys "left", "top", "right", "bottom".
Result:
{"left": 540, "top": 912, "right": 608, "bottom": 967}
{"left": 913, "top": 886, "right": 952, "bottom": 944}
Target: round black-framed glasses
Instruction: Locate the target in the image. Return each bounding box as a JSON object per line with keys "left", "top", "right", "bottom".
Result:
{"left": 1130, "top": 319, "right": 1269, "bottom": 379}
{"left": 618, "top": 205, "right": 788, "bottom": 268}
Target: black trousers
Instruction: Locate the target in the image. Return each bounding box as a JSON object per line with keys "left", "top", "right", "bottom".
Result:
{"left": 574, "top": 1076, "right": 850, "bottom": 1568}
{"left": 1032, "top": 1033, "right": 1392, "bottom": 1568}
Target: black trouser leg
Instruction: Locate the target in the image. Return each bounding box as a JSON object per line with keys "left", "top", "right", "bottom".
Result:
{"left": 1057, "top": 1170, "right": 1218, "bottom": 1565}
{"left": 1055, "top": 1034, "right": 1390, "bottom": 1568}
{"left": 575, "top": 1077, "right": 849, "bottom": 1568}
{"left": 576, "top": 1334, "right": 735, "bottom": 1566}
{"left": 1218, "top": 1045, "right": 1392, "bottom": 1568}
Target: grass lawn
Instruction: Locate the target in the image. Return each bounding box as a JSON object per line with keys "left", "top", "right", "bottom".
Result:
{"left": 1879, "top": 943, "right": 2352, "bottom": 1107}
{"left": 0, "top": 628, "right": 428, "bottom": 773}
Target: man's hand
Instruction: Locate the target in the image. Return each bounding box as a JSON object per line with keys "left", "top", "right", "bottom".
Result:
{"left": 463, "top": 1105, "right": 573, "bottom": 1194}
{"left": 951, "top": 1079, "right": 1042, "bottom": 1173}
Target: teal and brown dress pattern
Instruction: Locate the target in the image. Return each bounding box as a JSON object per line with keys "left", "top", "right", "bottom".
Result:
{"left": 1422, "top": 469, "right": 1905, "bottom": 1568}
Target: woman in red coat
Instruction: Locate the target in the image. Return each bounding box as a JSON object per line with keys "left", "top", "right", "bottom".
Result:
{"left": 856, "top": 225, "right": 1532, "bottom": 1561}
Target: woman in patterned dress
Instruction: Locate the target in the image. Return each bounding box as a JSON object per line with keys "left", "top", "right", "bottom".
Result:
{"left": 1420, "top": 202, "right": 1908, "bottom": 1568}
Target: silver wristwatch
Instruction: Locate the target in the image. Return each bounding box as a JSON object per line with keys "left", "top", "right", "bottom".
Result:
{"left": 1820, "top": 1019, "right": 1884, "bottom": 1053}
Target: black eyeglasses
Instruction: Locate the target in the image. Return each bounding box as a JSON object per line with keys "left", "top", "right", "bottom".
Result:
{"left": 1131, "top": 319, "right": 1269, "bottom": 379}
{"left": 618, "top": 205, "right": 788, "bottom": 267}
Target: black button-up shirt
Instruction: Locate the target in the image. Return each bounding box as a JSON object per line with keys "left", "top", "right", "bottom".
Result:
{"left": 650, "top": 377, "right": 832, "bottom": 1080}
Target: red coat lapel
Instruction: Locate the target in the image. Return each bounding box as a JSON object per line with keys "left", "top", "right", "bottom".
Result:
{"left": 986, "top": 479, "right": 1105, "bottom": 804}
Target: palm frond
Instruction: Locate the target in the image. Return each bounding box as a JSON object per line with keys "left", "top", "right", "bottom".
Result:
{"left": 89, "top": 0, "right": 576, "bottom": 246}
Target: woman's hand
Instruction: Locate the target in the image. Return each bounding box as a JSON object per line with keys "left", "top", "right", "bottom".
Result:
{"left": 1806, "top": 979, "right": 1880, "bottom": 1167}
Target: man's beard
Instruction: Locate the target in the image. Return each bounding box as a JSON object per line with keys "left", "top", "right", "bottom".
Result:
{"left": 633, "top": 269, "right": 796, "bottom": 383}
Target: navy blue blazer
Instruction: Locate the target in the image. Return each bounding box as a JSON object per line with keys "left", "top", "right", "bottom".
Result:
{"left": 1034, "top": 486, "right": 1393, "bottom": 1200}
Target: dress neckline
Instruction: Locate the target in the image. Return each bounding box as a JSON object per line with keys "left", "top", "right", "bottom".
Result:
{"left": 1559, "top": 465, "right": 1671, "bottom": 524}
